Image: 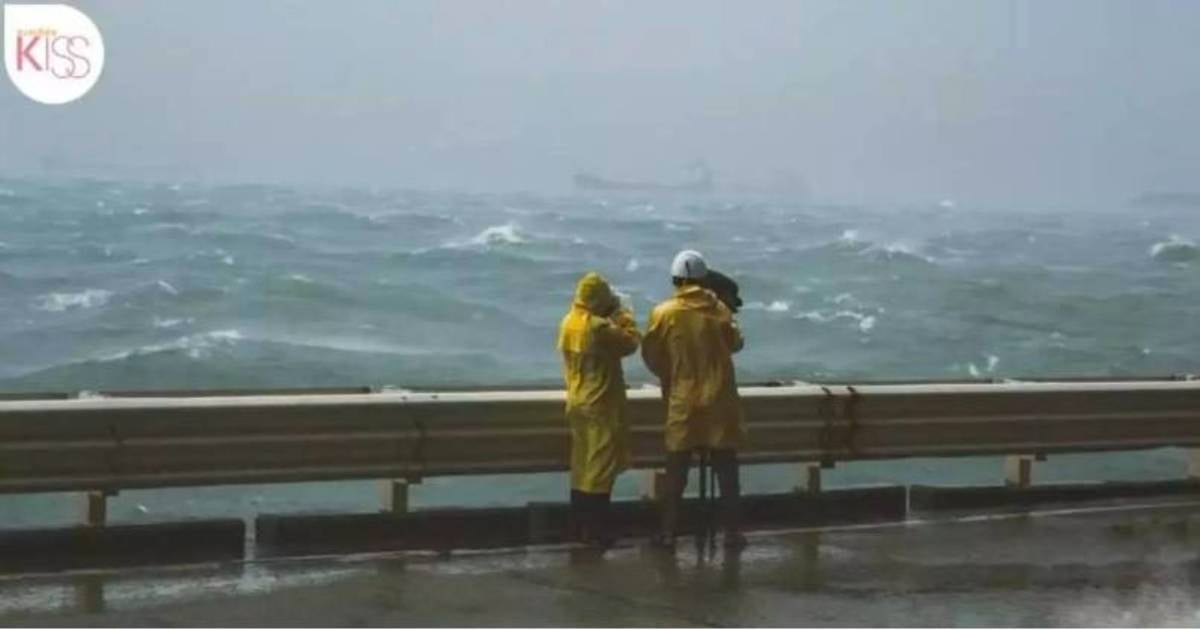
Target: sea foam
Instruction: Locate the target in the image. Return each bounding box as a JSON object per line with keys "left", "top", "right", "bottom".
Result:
{"left": 34, "top": 289, "right": 113, "bottom": 312}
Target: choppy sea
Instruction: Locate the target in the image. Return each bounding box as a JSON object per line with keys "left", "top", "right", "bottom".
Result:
{"left": 2, "top": 176, "right": 1199, "bottom": 527}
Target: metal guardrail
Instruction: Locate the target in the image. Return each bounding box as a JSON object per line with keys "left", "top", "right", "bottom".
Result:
{"left": 3, "top": 380, "right": 1200, "bottom": 496}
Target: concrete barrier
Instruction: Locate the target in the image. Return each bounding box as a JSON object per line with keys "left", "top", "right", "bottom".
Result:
{"left": 909, "top": 479, "right": 1200, "bottom": 512}
{"left": 0, "top": 519, "right": 245, "bottom": 574}
{"left": 255, "top": 487, "right": 907, "bottom": 556}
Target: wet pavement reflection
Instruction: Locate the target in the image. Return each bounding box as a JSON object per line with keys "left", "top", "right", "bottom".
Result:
{"left": 3, "top": 498, "right": 1200, "bottom": 626}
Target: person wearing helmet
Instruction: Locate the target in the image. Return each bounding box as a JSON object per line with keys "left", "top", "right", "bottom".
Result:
{"left": 557, "top": 271, "right": 641, "bottom": 549}
{"left": 641, "top": 250, "right": 747, "bottom": 550}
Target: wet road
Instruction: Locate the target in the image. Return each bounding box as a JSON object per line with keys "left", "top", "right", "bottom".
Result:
{"left": 4, "top": 498, "right": 1200, "bottom": 627}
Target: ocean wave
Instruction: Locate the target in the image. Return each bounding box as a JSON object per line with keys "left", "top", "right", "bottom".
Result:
{"left": 136, "top": 222, "right": 192, "bottom": 235}
{"left": 744, "top": 300, "right": 791, "bottom": 313}
{"left": 152, "top": 316, "right": 194, "bottom": 329}
{"left": 434, "top": 223, "right": 529, "bottom": 250}
{"left": 795, "top": 308, "right": 877, "bottom": 333}
{"left": 810, "top": 229, "right": 936, "bottom": 264}
{"left": 33, "top": 289, "right": 113, "bottom": 312}
{"left": 860, "top": 241, "right": 935, "bottom": 264}
{"left": 467, "top": 223, "right": 526, "bottom": 246}
{"left": 100, "top": 329, "right": 243, "bottom": 362}
{"left": 365, "top": 211, "right": 463, "bottom": 228}
{"left": 1149, "top": 236, "right": 1198, "bottom": 262}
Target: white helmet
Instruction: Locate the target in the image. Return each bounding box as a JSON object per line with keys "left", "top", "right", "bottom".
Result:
{"left": 670, "top": 249, "right": 708, "bottom": 280}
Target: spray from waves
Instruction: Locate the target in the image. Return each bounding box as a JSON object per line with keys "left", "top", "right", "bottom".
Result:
{"left": 1149, "top": 236, "right": 1198, "bottom": 262}
{"left": 33, "top": 289, "right": 113, "bottom": 312}
{"left": 1053, "top": 555, "right": 1200, "bottom": 627}
{"left": 966, "top": 354, "right": 1001, "bottom": 378}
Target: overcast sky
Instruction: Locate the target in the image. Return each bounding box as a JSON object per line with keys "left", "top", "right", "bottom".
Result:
{"left": 2, "top": 0, "right": 1197, "bottom": 205}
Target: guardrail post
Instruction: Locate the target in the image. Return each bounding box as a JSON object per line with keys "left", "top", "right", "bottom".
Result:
{"left": 1004, "top": 455, "right": 1035, "bottom": 488}
{"left": 639, "top": 469, "right": 668, "bottom": 500}
{"left": 380, "top": 479, "right": 411, "bottom": 513}
{"left": 797, "top": 462, "right": 822, "bottom": 493}
{"left": 82, "top": 490, "right": 112, "bottom": 526}
{"left": 74, "top": 575, "right": 105, "bottom": 613}
{"left": 1188, "top": 450, "right": 1200, "bottom": 480}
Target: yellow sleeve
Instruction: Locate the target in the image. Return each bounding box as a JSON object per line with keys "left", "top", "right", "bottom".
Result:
{"left": 596, "top": 308, "right": 640, "bottom": 357}
{"left": 728, "top": 319, "right": 744, "bottom": 353}
{"left": 641, "top": 305, "right": 668, "bottom": 379}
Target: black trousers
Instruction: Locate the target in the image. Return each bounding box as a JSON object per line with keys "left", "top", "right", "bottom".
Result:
{"left": 660, "top": 448, "right": 742, "bottom": 538}
{"left": 569, "top": 489, "right": 612, "bottom": 544}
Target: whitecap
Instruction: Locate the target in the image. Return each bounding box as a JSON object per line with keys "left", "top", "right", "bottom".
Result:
{"left": 745, "top": 300, "right": 790, "bottom": 313}
{"left": 133, "top": 207, "right": 150, "bottom": 216}
{"left": 101, "top": 329, "right": 243, "bottom": 362}
{"left": 861, "top": 241, "right": 935, "bottom": 264}
{"left": 141, "top": 222, "right": 191, "bottom": 234}
{"left": 625, "top": 258, "right": 640, "bottom": 272}
{"left": 664, "top": 222, "right": 692, "bottom": 232}
{"left": 463, "top": 223, "right": 527, "bottom": 247}
{"left": 156, "top": 280, "right": 179, "bottom": 296}
{"left": 288, "top": 274, "right": 313, "bottom": 283}
{"left": 222, "top": 255, "right": 236, "bottom": 266}
{"left": 1149, "top": 236, "right": 1198, "bottom": 262}
{"left": 153, "top": 316, "right": 193, "bottom": 329}
{"left": 34, "top": 289, "right": 113, "bottom": 312}
{"left": 795, "top": 308, "right": 879, "bottom": 334}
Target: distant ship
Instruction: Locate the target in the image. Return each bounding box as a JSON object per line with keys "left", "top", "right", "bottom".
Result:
{"left": 1129, "top": 192, "right": 1200, "bottom": 209}
{"left": 574, "top": 161, "right": 714, "bottom": 193}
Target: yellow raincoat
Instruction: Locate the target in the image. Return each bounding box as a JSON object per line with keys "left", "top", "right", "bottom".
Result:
{"left": 557, "top": 273, "right": 641, "bottom": 493}
{"left": 642, "top": 284, "right": 745, "bottom": 452}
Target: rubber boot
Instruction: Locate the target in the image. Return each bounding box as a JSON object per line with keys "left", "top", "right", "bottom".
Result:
{"left": 569, "top": 489, "right": 587, "bottom": 543}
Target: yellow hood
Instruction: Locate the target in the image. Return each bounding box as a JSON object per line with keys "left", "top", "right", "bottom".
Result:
{"left": 573, "top": 272, "right": 617, "bottom": 316}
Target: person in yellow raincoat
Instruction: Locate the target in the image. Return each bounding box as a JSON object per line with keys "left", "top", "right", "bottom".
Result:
{"left": 558, "top": 271, "right": 640, "bottom": 548}
{"left": 641, "top": 250, "right": 746, "bottom": 550}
